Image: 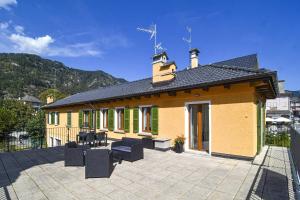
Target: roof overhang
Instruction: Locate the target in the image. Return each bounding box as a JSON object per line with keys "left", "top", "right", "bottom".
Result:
{"left": 43, "top": 71, "right": 278, "bottom": 110}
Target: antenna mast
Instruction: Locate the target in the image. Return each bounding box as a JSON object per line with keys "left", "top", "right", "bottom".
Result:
{"left": 137, "top": 24, "right": 165, "bottom": 54}
{"left": 183, "top": 26, "right": 192, "bottom": 50}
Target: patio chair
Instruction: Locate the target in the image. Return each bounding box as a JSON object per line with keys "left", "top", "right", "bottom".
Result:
{"left": 85, "top": 132, "right": 96, "bottom": 147}
{"left": 85, "top": 149, "right": 114, "bottom": 178}
{"left": 95, "top": 132, "right": 107, "bottom": 146}
{"left": 111, "top": 137, "right": 144, "bottom": 162}
{"left": 77, "top": 132, "right": 87, "bottom": 145}
{"left": 64, "top": 141, "right": 89, "bottom": 167}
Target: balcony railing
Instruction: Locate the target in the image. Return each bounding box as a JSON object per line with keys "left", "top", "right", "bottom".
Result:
{"left": 0, "top": 127, "right": 95, "bottom": 152}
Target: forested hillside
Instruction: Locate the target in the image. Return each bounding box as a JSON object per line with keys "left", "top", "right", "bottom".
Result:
{"left": 0, "top": 53, "right": 126, "bottom": 98}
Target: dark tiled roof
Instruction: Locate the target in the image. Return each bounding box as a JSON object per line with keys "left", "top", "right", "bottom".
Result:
{"left": 44, "top": 63, "right": 277, "bottom": 109}
{"left": 213, "top": 54, "right": 258, "bottom": 69}
{"left": 21, "top": 95, "right": 41, "bottom": 103}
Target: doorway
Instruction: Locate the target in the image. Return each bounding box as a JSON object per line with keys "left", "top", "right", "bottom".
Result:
{"left": 185, "top": 101, "right": 211, "bottom": 153}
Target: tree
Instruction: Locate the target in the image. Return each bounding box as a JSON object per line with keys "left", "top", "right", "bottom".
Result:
{"left": 0, "top": 99, "right": 33, "bottom": 131}
{"left": 0, "top": 108, "right": 17, "bottom": 137}
{"left": 39, "top": 89, "right": 67, "bottom": 104}
{"left": 26, "top": 110, "right": 45, "bottom": 137}
{"left": 26, "top": 110, "right": 45, "bottom": 148}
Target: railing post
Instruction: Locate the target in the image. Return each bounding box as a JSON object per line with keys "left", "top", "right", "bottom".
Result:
{"left": 67, "top": 127, "right": 70, "bottom": 143}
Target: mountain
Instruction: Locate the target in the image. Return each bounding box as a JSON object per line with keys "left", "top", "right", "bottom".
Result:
{"left": 0, "top": 53, "right": 126, "bottom": 98}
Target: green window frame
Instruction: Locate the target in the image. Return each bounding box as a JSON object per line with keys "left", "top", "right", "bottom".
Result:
{"left": 124, "top": 108, "right": 130, "bottom": 133}
{"left": 67, "top": 112, "right": 72, "bottom": 127}
{"left": 133, "top": 107, "right": 139, "bottom": 133}
{"left": 78, "top": 110, "right": 83, "bottom": 128}
{"left": 96, "top": 110, "right": 100, "bottom": 129}
{"left": 108, "top": 109, "right": 114, "bottom": 131}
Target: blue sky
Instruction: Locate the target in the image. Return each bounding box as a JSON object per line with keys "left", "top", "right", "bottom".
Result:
{"left": 0, "top": 0, "right": 299, "bottom": 90}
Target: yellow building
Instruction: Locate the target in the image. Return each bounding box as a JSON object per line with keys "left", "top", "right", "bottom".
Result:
{"left": 43, "top": 49, "right": 278, "bottom": 159}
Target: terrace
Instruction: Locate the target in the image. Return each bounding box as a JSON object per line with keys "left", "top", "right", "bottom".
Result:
{"left": 0, "top": 145, "right": 295, "bottom": 200}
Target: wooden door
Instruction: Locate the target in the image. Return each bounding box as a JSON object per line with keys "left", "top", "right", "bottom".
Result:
{"left": 197, "top": 105, "right": 203, "bottom": 150}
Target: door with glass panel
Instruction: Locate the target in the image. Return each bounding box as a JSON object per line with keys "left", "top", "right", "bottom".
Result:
{"left": 188, "top": 103, "right": 209, "bottom": 152}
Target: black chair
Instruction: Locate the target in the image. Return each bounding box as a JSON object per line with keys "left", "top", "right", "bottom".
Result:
{"left": 85, "top": 149, "right": 114, "bottom": 178}
{"left": 95, "top": 132, "right": 107, "bottom": 146}
{"left": 77, "top": 132, "right": 87, "bottom": 144}
{"left": 111, "top": 137, "right": 144, "bottom": 162}
{"left": 85, "top": 132, "right": 96, "bottom": 147}
{"left": 64, "top": 141, "right": 89, "bottom": 167}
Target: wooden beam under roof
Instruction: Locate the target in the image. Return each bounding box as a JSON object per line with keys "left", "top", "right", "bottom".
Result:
{"left": 168, "top": 91, "right": 177, "bottom": 96}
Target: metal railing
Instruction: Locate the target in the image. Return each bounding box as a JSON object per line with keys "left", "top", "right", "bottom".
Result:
{"left": 290, "top": 126, "right": 300, "bottom": 199}
{"left": 0, "top": 127, "right": 94, "bottom": 152}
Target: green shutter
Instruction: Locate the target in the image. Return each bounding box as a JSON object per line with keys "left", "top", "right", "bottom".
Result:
{"left": 89, "top": 111, "right": 94, "bottom": 129}
{"left": 51, "top": 112, "right": 55, "bottom": 124}
{"left": 79, "top": 110, "right": 83, "bottom": 128}
{"left": 133, "top": 108, "right": 139, "bottom": 133}
{"left": 257, "top": 102, "right": 262, "bottom": 153}
{"left": 124, "top": 108, "right": 130, "bottom": 133}
{"left": 96, "top": 110, "right": 100, "bottom": 129}
{"left": 67, "top": 112, "right": 71, "bottom": 127}
{"left": 57, "top": 112, "right": 60, "bottom": 125}
{"left": 151, "top": 106, "right": 158, "bottom": 135}
{"left": 108, "top": 109, "right": 114, "bottom": 131}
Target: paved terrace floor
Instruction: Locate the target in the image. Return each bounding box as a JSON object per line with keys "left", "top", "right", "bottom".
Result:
{"left": 0, "top": 146, "right": 295, "bottom": 200}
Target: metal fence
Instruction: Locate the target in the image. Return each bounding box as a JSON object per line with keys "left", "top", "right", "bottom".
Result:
{"left": 291, "top": 127, "right": 300, "bottom": 178}
{"left": 0, "top": 127, "right": 91, "bottom": 152}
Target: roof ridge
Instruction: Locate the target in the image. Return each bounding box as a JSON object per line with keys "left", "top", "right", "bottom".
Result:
{"left": 210, "top": 64, "right": 264, "bottom": 73}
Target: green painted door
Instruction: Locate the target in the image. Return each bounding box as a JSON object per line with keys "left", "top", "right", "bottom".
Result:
{"left": 257, "top": 102, "right": 262, "bottom": 153}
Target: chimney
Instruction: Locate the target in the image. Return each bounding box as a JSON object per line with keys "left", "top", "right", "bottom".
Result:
{"left": 46, "top": 95, "right": 54, "bottom": 104}
{"left": 189, "top": 48, "right": 200, "bottom": 68}
{"left": 152, "top": 52, "right": 177, "bottom": 84}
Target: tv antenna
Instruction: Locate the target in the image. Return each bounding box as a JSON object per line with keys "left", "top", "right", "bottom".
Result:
{"left": 183, "top": 26, "right": 192, "bottom": 50}
{"left": 137, "top": 24, "right": 165, "bottom": 54}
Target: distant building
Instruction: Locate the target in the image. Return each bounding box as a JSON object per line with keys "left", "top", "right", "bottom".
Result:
{"left": 20, "top": 95, "right": 41, "bottom": 111}
{"left": 291, "top": 96, "right": 300, "bottom": 122}
{"left": 266, "top": 80, "right": 292, "bottom": 119}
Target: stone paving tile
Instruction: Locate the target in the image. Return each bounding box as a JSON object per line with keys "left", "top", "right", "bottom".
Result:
{"left": 0, "top": 146, "right": 296, "bottom": 200}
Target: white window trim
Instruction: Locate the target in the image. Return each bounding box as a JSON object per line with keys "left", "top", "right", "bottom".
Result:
{"left": 54, "top": 112, "right": 58, "bottom": 126}
{"left": 138, "top": 105, "right": 152, "bottom": 134}
{"left": 100, "top": 108, "right": 108, "bottom": 130}
{"left": 114, "top": 107, "right": 125, "bottom": 131}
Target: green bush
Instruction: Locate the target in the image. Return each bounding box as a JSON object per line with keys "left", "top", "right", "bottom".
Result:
{"left": 265, "top": 132, "right": 290, "bottom": 147}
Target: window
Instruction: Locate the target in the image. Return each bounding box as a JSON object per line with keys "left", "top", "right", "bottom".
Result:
{"left": 54, "top": 112, "right": 59, "bottom": 125}
{"left": 142, "top": 107, "right": 152, "bottom": 132}
{"left": 67, "top": 112, "right": 72, "bottom": 127}
{"left": 102, "top": 109, "right": 108, "bottom": 129}
{"left": 48, "top": 113, "right": 51, "bottom": 124}
{"left": 83, "top": 110, "right": 90, "bottom": 127}
{"left": 116, "top": 108, "right": 124, "bottom": 130}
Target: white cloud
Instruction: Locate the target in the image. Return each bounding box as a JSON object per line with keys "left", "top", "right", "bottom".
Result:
{"left": 47, "top": 42, "right": 102, "bottom": 57}
{"left": 9, "top": 34, "right": 54, "bottom": 54}
{"left": 0, "top": 0, "right": 17, "bottom": 10}
{"left": 0, "top": 20, "right": 128, "bottom": 58}
{"left": 14, "top": 25, "right": 24, "bottom": 34}
{"left": 0, "top": 22, "right": 9, "bottom": 30}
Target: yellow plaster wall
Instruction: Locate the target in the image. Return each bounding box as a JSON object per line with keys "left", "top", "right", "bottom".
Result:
{"left": 45, "top": 82, "right": 258, "bottom": 158}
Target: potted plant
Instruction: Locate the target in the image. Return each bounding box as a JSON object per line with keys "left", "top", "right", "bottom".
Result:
{"left": 174, "top": 135, "right": 185, "bottom": 153}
